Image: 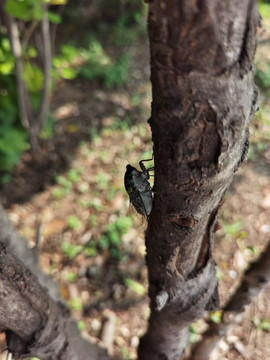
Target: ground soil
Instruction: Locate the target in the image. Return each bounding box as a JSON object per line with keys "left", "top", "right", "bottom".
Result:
{"left": 0, "top": 18, "right": 270, "bottom": 360}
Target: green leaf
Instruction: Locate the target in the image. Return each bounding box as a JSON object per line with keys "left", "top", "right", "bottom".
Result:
{"left": 66, "top": 215, "right": 83, "bottom": 230}
{"left": 61, "top": 45, "right": 78, "bottom": 62}
{"left": 246, "top": 246, "right": 256, "bottom": 254}
{"left": 260, "top": 318, "right": 270, "bottom": 331}
{"left": 77, "top": 320, "right": 86, "bottom": 331}
{"left": 210, "top": 310, "right": 222, "bottom": 324}
{"left": 67, "top": 168, "right": 82, "bottom": 183}
{"left": 61, "top": 242, "right": 83, "bottom": 259}
{"left": 124, "top": 278, "right": 145, "bottom": 296}
{"left": 258, "top": 3, "right": 270, "bottom": 18}
{"left": 83, "top": 246, "right": 97, "bottom": 257}
{"left": 189, "top": 324, "right": 198, "bottom": 344}
{"left": 5, "top": 0, "right": 30, "bottom": 20}
{"left": 23, "top": 62, "right": 44, "bottom": 93}
{"left": 48, "top": 10, "right": 62, "bottom": 24}
{"left": 60, "top": 67, "right": 77, "bottom": 80}
{"left": 68, "top": 297, "right": 83, "bottom": 311}
{"left": 0, "top": 126, "right": 28, "bottom": 170}
{"left": 0, "top": 61, "right": 14, "bottom": 75}
{"left": 5, "top": 0, "right": 43, "bottom": 21}
{"left": 222, "top": 220, "right": 242, "bottom": 236}
{"left": 216, "top": 267, "right": 224, "bottom": 280}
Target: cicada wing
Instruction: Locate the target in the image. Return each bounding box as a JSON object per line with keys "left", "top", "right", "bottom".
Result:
{"left": 127, "top": 201, "right": 147, "bottom": 230}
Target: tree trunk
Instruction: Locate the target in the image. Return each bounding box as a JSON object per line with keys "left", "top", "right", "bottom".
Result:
{"left": 139, "top": 1, "right": 259, "bottom": 359}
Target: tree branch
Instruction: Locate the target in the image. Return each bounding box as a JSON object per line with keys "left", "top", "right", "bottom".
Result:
{"left": 36, "top": 6, "right": 52, "bottom": 136}
{"left": 1, "top": 9, "right": 33, "bottom": 130}
{"left": 0, "top": 242, "right": 110, "bottom": 360}
{"left": 0, "top": 204, "right": 110, "bottom": 360}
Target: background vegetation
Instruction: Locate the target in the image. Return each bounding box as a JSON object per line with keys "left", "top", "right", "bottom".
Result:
{"left": 0, "top": 0, "right": 270, "bottom": 359}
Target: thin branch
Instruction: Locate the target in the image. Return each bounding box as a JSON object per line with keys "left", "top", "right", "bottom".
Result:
{"left": 21, "top": 20, "right": 39, "bottom": 52}
{"left": 36, "top": 5, "right": 52, "bottom": 135}
{"left": 1, "top": 9, "right": 33, "bottom": 130}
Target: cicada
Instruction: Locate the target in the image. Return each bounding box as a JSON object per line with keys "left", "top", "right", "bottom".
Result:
{"left": 124, "top": 158, "right": 154, "bottom": 218}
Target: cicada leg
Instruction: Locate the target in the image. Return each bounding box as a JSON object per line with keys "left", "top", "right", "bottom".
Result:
{"left": 139, "top": 154, "right": 154, "bottom": 178}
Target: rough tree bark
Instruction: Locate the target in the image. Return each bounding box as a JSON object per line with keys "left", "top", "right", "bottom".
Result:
{"left": 0, "top": 205, "right": 110, "bottom": 360}
{"left": 139, "top": 1, "right": 259, "bottom": 359}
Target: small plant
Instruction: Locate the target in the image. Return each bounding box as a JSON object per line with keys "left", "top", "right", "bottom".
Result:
{"left": 100, "top": 149, "right": 109, "bottom": 163}
{"left": 65, "top": 271, "right": 77, "bottom": 282}
{"left": 89, "top": 214, "right": 98, "bottom": 228}
{"left": 77, "top": 36, "right": 130, "bottom": 88}
{"left": 108, "top": 116, "right": 133, "bottom": 132}
{"left": 77, "top": 320, "right": 86, "bottom": 331}
{"left": 67, "top": 297, "right": 83, "bottom": 311}
{"left": 189, "top": 324, "right": 198, "bottom": 344}
{"left": 245, "top": 245, "right": 259, "bottom": 255}
{"left": 121, "top": 347, "right": 131, "bottom": 360}
{"left": 52, "top": 175, "right": 72, "bottom": 199}
{"left": 83, "top": 240, "right": 97, "bottom": 257}
{"left": 99, "top": 216, "right": 132, "bottom": 260}
{"left": 95, "top": 171, "right": 111, "bottom": 190}
{"left": 124, "top": 278, "right": 145, "bottom": 296}
{"left": 210, "top": 310, "right": 222, "bottom": 324}
{"left": 220, "top": 220, "right": 243, "bottom": 237}
{"left": 53, "top": 44, "right": 78, "bottom": 80}
{"left": 66, "top": 215, "right": 83, "bottom": 230}
{"left": 89, "top": 199, "right": 104, "bottom": 212}
{"left": 61, "top": 242, "right": 83, "bottom": 259}
{"left": 106, "top": 187, "right": 118, "bottom": 202}
{"left": 253, "top": 317, "right": 270, "bottom": 331}
{"left": 67, "top": 168, "right": 83, "bottom": 183}
{"left": 216, "top": 267, "right": 224, "bottom": 280}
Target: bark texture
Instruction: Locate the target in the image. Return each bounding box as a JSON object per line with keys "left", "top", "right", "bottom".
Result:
{"left": 139, "top": 1, "right": 259, "bottom": 359}
{"left": 0, "top": 205, "right": 110, "bottom": 360}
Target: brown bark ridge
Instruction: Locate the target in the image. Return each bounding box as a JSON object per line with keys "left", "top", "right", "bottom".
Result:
{"left": 139, "top": 1, "right": 259, "bottom": 359}
{"left": 0, "top": 205, "right": 110, "bottom": 360}
{"left": 0, "top": 242, "right": 110, "bottom": 360}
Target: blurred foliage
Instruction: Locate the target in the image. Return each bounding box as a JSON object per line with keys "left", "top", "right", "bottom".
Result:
{"left": 0, "top": 36, "right": 28, "bottom": 173}
{"left": 61, "top": 215, "right": 133, "bottom": 261}
{"left": 67, "top": 297, "right": 83, "bottom": 311}
{"left": 253, "top": 316, "right": 270, "bottom": 331}
{"left": 124, "top": 278, "right": 146, "bottom": 295}
{"left": 62, "top": 242, "right": 83, "bottom": 259}
{"left": 66, "top": 215, "right": 83, "bottom": 230}
{"left": 0, "top": 0, "right": 146, "bottom": 175}
{"left": 99, "top": 216, "right": 132, "bottom": 260}
{"left": 210, "top": 310, "right": 222, "bottom": 324}
{"left": 250, "top": 0, "right": 270, "bottom": 161}
{"left": 258, "top": 0, "right": 270, "bottom": 18}
{"left": 77, "top": 320, "right": 86, "bottom": 331}
{"left": 189, "top": 324, "right": 199, "bottom": 344}
{"left": 256, "top": 0, "right": 270, "bottom": 91}
{"left": 53, "top": 38, "right": 130, "bottom": 87}
{"left": 0, "top": 0, "right": 63, "bottom": 173}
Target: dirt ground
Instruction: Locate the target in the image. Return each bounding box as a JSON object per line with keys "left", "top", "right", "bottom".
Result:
{"left": 1, "top": 19, "right": 270, "bottom": 360}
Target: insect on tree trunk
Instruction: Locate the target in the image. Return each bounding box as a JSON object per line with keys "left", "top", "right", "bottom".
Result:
{"left": 138, "top": 1, "right": 259, "bottom": 359}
